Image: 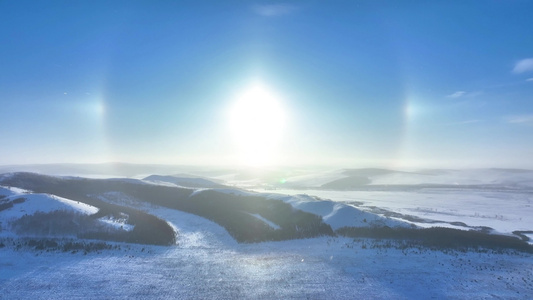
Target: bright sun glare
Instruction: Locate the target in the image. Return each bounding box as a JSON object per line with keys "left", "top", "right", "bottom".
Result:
{"left": 229, "top": 83, "right": 287, "bottom": 166}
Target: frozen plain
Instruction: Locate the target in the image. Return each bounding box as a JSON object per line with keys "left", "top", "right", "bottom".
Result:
{"left": 1, "top": 169, "right": 533, "bottom": 299}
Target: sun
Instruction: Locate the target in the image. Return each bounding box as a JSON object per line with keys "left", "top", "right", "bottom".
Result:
{"left": 228, "top": 83, "right": 287, "bottom": 166}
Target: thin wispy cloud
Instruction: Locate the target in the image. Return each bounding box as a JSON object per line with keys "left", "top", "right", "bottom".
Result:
{"left": 446, "top": 91, "right": 482, "bottom": 98}
{"left": 526, "top": 78, "right": 533, "bottom": 82}
{"left": 457, "top": 119, "right": 481, "bottom": 125}
{"left": 447, "top": 91, "right": 466, "bottom": 98}
{"left": 505, "top": 114, "right": 533, "bottom": 125}
{"left": 253, "top": 4, "right": 298, "bottom": 17}
{"left": 512, "top": 58, "right": 533, "bottom": 74}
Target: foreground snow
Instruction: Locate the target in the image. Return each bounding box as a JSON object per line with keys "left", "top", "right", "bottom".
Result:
{"left": 1, "top": 203, "right": 532, "bottom": 299}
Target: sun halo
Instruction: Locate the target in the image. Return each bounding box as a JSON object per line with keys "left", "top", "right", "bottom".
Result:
{"left": 228, "top": 84, "right": 287, "bottom": 167}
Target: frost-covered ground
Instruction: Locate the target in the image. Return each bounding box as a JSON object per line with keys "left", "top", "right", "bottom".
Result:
{"left": 1, "top": 203, "right": 532, "bottom": 299}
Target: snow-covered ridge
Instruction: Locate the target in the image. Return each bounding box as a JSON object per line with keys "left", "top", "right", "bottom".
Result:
{"left": 0, "top": 186, "right": 136, "bottom": 236}
{"left": 208, "top": 187, "right": 410, "bottom": 230}
{"left": 0, "top": 186, "right": 98, "bottom": 220}
{"left": 264, "top": 193, "right": 409, "bottom": 230}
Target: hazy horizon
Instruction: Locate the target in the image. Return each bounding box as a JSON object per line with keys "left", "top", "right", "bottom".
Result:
{"left": 1, "top": 161, "right": 533, "bottom": 177}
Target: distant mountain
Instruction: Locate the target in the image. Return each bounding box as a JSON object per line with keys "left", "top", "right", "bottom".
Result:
{"left": 292, "top": 168, "right": 533, "bottom": 190}
{"left": 0, "top": 163, "right": 215, "bottom": 178}
{"left": 320, "top": 175, "right": 371, "bottom": 189}
{"left": 341, "top": 168, "right": 405, "bottom": 177}
{"left": 143, "top": 175, "right": 225, "bottom": 188}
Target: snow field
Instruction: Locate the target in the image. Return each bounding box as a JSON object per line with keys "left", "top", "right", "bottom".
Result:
{"left": 1, "top": 205, "right": 532, "bottom": 299}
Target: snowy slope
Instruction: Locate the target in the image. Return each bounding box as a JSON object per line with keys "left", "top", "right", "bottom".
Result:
{"left": 199, "top": 187, "right": 409, "bottom": 230}
{"left": 0, "top": 186, "right": 98, "bottom": 221}
{"left": 0, "top": 186, "right": 138, "bottom": 236}
{"left": 265, "top": 193, "right": 409, "bottom": 230}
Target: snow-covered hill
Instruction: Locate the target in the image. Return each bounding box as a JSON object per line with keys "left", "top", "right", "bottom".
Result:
{"left": 263, "top": 192, "right": 409, "bottom": 230}
{"left": 0, "top": 186, "right": 98, "bottom": 218}
{"left": 0, "top": 186, "right": 135, "bottom": 239}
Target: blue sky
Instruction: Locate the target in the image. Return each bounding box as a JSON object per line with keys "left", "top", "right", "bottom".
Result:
{"left": 1, "top": 1, "right": 532, "bottom": 168}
